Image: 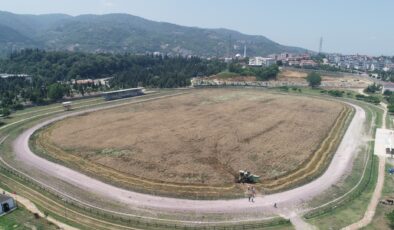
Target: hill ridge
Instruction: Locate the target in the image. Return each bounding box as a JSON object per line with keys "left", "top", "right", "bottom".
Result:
{"left": 0, "top": 11, "right": 308, "bottom": 57}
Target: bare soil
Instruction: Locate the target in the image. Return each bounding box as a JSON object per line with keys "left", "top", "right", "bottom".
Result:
{"left": 38, "top": 89, "right": 344, "bottom": 187}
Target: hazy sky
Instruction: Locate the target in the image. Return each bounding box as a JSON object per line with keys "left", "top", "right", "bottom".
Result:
{"left": 0, "top": 0, "right": 393, "bottom": 55}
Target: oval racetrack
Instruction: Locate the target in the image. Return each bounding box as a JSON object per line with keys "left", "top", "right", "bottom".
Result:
{"left": 10, "top": 96, "right": 366, "bottom": 217}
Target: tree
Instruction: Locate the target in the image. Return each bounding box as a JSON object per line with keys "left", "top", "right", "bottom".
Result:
{"left": 1, "top": 108, "right": 11, "bottom": 117}
{"left": 306, "top": 72, "right": 322, "bottom": 88}
{"left": 387, "top": 210, "right": 394, "bottom": 229}
{"left": 384, "top": 90, "right": 392, "bottom": 96}
{"left": 388, "top": 104, "right": 394, "bottom": 113}
{"left": 47, "top": 83, "right": 65, "bottom": 101}
{"left": 364, "top": 83, "right": 382, "bottom": 94}
{"left": 255, "top": 65, "right": 279, "bottom": 81}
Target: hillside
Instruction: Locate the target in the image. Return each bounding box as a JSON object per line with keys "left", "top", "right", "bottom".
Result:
{"left": 0, "top": 11, "right": 307, "bottom": 57}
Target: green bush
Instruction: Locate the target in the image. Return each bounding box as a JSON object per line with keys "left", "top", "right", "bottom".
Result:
{"left": 306, "top": 72, "right": 322, "bottom": 88}
{"left": 279, "top": 86, "right": 289, "bottom": 91}
{"left": 387, "top": 210, "right": 394, "bottom": 229}
{"left": 384, "top": 90, "right": 392, "bottom": 96}
{"left": 328, "top": 90, "right": 344, "bottom": 97}
{"left": 0, "top": 108, "right": 11, "bottom": 117}
{"left": 11, "top": 103, "right": 24, "bottom": 110}
{"left": 365, "top": 83, "right": 382, "bottom": 93}
{"left": 388, "top": 105, "right": 394, "bottom": 113}
{"left": 356, "top": 94, "right": 381, "bottom": 104}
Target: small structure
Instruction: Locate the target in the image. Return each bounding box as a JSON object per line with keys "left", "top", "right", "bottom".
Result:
{"left": 102, "top": 87, "right": 145, "bottom": 101}
{"left": 62, "top": 101, "right": 72, "bottom": 111}
{"left": 383, "top": 82, "right": 394, "bottom": 93}
{"left": 248, "top": 57, "right": 276, "bottom": 67}
{"left": 0, "top": 194, "right": 16, "bottom": 216}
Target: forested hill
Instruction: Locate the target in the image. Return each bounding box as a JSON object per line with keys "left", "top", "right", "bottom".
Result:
{"left": 0, "top": 11, "right": 307, "bottom": 57}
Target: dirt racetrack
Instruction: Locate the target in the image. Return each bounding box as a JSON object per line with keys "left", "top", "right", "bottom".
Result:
{"left": 34, "top": 89, "right": 346, "bottom": 194}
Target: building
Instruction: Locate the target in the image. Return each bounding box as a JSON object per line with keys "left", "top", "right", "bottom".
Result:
{"left": 248, "top": 57, "right": 276, "bottom": 67}
{"left": 300, "top": 60, "right": 318, "bottom": 68}
{"left": 0, "top": 194, "right": 16, "bottom": 216}
{"left": 71, "top": 77, "right": 113, "bottom": 87}
{"left": 383, "top": 82, "right": 394, "bottom": 92}
{"left": 0, "top": 74, "right": 32, "bottom": 82}
{"left": 102, "top": 87, "right": 145, "bottom": 100}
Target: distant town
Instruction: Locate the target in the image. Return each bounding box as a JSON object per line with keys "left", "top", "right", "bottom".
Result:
{"left": 245, "top": 52, "right": 394, "bottom": 76}
{"left": 147, "top": 49, "right": 394, "bottom": 81}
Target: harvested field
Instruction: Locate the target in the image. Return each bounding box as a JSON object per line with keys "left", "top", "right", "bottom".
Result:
{"left": 32, "top": 89, "right": 350, "bottom": 198}
{"left": 278, "top": 69, "right": 373, "bottom": 88}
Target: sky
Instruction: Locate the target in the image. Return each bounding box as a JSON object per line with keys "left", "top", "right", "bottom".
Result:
{"left": 0, "top": 0, "right": 393, "bottom": 56}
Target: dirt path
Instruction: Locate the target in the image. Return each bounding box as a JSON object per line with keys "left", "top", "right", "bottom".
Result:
{"left": 289, "top": 213, "right": 317, "bottom": 230}
{"left": 8, "top": 100, "right": 366, "bottom": 217}
{"left": 343, "top": 103, "right": 388, "bottom": 230}
{"left": 0, "top": 137, "right": 78, "bottom": 230}
{"left": 0, "top": 188, "right": 79, "bottom": 230}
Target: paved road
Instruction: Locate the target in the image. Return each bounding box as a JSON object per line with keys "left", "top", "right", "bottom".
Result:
{"left": 11, "top": 100, "right": 366, "bottom": 214}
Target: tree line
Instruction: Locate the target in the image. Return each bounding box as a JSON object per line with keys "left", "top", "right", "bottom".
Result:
{"left": 0, "top": 49, "right": 227, "bottom": 116}
{"left": 0, "top": 49, "right": 283, "bottom": 118}
{"left": 228, "top": 62, "right": 279, "bottom": 81}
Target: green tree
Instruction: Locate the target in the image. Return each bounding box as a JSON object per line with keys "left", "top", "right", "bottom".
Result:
{"left": 387, "top": 210, "right": 394, "bottom": 228}
{"left": 364, "top": 83, "right": 381, "bottom": 94}
{"left": 306, "top": 72, "right": 322, "bottom": 88}
{"left": 256, "top": 65, "right": 279, "bottom": 81}
{"left": 384, "top": 90, "right": 392, "bottom": 96}
{"left": 1, "top": 108, "right": 11, "bottom": 117}
{"left": 47, "top": 83, "right": 65, "bottom": 101}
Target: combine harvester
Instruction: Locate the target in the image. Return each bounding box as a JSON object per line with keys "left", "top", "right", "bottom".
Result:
{"left": 238, "top": 170, "right": 260, "bottom": 183}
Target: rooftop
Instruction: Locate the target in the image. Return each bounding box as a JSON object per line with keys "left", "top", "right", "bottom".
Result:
{"left": 0, "top": 194, "right": 12, "bottom": 203}
{"left": 102, "top": 87, "right": 144, "bottom": 95}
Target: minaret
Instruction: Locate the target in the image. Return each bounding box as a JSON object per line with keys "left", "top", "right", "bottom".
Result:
{"left": 243, "top": 45, "right": 247, "bottom": 58}
{"left": 319, "top": 37, "right": 323, "bottom": 54}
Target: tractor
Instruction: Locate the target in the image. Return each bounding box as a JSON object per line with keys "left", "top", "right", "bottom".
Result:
{"left": 238, "top": 170, "right": 260, "bottom": 183}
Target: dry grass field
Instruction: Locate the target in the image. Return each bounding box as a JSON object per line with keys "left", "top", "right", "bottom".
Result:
{"left": 33, "top": 89, "right": 350, "bottom": 198}
{"left": 278, "top": 69, "right": 373, "bottom": 88}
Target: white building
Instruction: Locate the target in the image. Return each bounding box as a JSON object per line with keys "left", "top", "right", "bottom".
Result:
{"left": 0, "top": 74, "right": 32, "bottom": 82}
{"left": 248, "top": 57, "right": 276, "bottom": 67}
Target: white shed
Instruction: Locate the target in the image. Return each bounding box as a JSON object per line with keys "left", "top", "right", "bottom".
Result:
{"left": 0, "top": 194, "right": 16, "bottom": 216}
{"left": 62, "top": 101, "right": 72, "bottom": 111}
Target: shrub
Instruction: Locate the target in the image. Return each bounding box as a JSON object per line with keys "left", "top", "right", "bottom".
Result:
{"left": 306, "top": 72, "right": 322, "bottom": 88}
{"left": 279, "top": 86, "right": 289, "bottom": 91}
{"left": 0, "top": 108, "right": 11, "bottom": 117}
{"left": 328, "top": 90, "right": 344, "bottom": 97}
{"left": 387, "top": 210, "right": 394, "bottom": 229}
{"left": 388, "top": 105, "right": 394, "bottom": 113}
{"left": 384, "top": 90, "right": 392, "bottom": 96}
{"left": 11, "top": 103, "right": 24, "bottom": 110}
